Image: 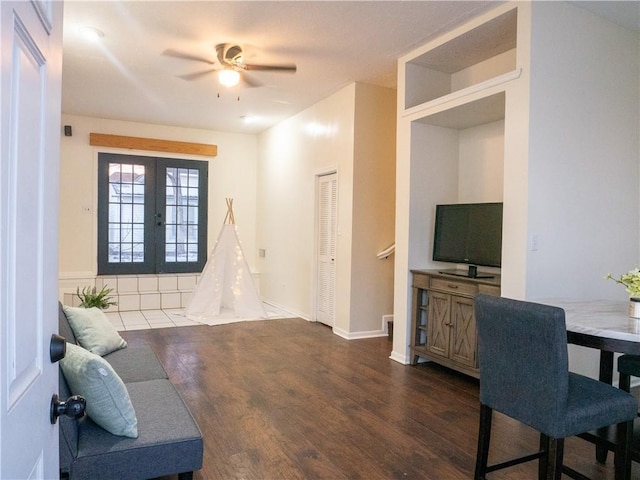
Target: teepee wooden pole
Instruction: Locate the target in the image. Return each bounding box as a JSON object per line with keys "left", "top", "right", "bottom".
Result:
{"left": 224, "top": 198, "right": 235, "bottom": 225}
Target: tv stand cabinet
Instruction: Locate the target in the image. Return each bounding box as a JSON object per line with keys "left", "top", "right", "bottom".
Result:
{"left": 410, "top": 269, "right": 501, "bottom": 378}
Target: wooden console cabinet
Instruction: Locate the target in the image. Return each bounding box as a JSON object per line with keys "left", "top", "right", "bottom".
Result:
{"left": 410, "top": 270, "right": 501, "bottom": 378}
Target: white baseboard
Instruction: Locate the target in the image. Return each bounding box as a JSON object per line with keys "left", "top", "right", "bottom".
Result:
{"left": 389, "top": 350, "right": 410, "bottom": 365}
{"left": 332, "top": 327, "right": 349, "bottom": 339}
{"left": 262, "top": 300, "right": 310, "bottom": 321}
{"left": 332, "top": 327, "right": 388, "bottom": 340}
{"left": 382, "top": 314, "right": 393, "bottom": 334}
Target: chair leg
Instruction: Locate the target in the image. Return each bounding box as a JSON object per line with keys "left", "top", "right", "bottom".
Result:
{"left": 539, "top": 435, "right": 549, "bottom": 480}
{"left": 614, "top": 420, "right": 633, "bottom": 480}
{"left": 474, "top": 403, "right": 492, "bottom": 480}
{"left": 542, "top": 436, "right": 564, "bottom": 480}
{"left": 619, "top": 372, "right": 632, "bottom": 393}
{"left": 178, "top": 473, "right": 194, "bottom": 480}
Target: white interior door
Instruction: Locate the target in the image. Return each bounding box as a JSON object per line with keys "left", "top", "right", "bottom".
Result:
{"left": 316, "top": 173, "right": 337, "bottom": 326}
{"left": 0, "top": 1, "right": 63, "bottom": 478}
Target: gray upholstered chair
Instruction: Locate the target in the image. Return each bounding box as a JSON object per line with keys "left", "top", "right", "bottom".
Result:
{"left": 474, "top": 294, "right": 637, "bottom": 480}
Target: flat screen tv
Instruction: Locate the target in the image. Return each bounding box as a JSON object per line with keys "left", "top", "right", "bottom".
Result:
{"left": 432, "top": 202, "right": 503, "bottom": 278}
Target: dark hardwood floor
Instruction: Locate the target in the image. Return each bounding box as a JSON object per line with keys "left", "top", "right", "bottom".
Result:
{"left": 120, "top": 318, "right": 637, "bottom": 480}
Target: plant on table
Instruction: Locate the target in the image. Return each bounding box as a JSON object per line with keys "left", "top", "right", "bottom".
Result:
{"left": 606, "top": 268, "right": 640, "bottom": 299}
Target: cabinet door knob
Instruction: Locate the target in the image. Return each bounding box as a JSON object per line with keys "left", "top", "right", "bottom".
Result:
{"left": 447, "top": 284, "right": 459, "bottom": 289}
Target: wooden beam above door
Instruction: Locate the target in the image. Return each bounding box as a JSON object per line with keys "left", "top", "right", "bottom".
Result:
{"left": 89, "top": 133, "right": 217, "bottom": 157}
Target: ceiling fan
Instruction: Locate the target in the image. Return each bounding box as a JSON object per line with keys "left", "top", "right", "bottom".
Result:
{"left": 164, "top": 43, "right": 297, "bottom": 88}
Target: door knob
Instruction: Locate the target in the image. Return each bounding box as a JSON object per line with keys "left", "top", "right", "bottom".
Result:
{"left": 50, "top": 394, "right": 86, "bottom": 424}
{"left": 50, "top": 334, "right": 66, "bottom": 363}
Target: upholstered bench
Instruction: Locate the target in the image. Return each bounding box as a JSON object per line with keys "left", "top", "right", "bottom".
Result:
{"left": 58, "top": 303, "right": 203, "bottom": 480}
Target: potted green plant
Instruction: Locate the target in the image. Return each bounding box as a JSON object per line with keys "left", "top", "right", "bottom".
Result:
{"left": 76, "top": 285, "right": 117, "bottom": 310}
{"left": 606, "top": 269, "right": 640, "bottom": 318}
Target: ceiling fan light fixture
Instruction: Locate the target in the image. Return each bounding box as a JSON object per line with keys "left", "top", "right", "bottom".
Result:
{"left": 218, "top": 68, "right": 240, "bottom": 87}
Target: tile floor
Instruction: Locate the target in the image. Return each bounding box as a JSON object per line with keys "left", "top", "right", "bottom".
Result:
{"left": 105, "top": 303, "right": 292, "bottom": 331}
{"left": 105, "top": 309, "right": 197, "bottom": 331}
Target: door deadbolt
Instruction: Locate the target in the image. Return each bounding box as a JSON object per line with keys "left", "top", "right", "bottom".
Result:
{"left": 50, "top": 334, "right": 66, "bottom": 363}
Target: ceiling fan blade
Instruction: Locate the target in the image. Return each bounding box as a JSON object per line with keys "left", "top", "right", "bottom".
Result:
{"left": 243, "top": 63, "right": 297, "bottom": 73}
{"left": 163, "top": 48, "right": 215, "bottom": 65}
{"left": 240, "top": 72, "right": 263, "bottom": 88}
{"left": 178, "top": 69, "right": 217, "bottom": 81}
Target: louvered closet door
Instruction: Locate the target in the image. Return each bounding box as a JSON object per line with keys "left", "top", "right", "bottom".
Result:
{"left": 316, "top": 173, "right": 337, "bottom": 326}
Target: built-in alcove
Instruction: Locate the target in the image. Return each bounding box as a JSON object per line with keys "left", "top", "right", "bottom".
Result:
{"left": 415, "top": 92, "right": 505, "bottom": 130}
{"left": 404, "top": 8, "right": 517, "bottom": 110}
{"left": 395, "top": 0, "right": 640, "bottom": 373}
{"left": 412, "top": 91, "right": 506, "bottom": 204}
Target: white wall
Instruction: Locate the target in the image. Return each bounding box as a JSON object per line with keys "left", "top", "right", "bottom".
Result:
{"left": 524, "top": 3, "right": 640, "bottom": 379}
{"left": 525, "top": 3, "right": 640, "bottom": 301}
{"left": 349, "top": 83, "right": 397, "bottom": 334}
{"left": 257, "top": 83, "right": 396, "bottom": 335}
{"left": 458, "top": 120, "right": 504, "bottom": 203}
{"left": 59, "top": 114, "right": 259, "bottom": 279}
{"left": 256, "top": 86, "right": 355, "bottom": 319}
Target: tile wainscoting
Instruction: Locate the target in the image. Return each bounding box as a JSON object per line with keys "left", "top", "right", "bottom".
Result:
{"left": 59, "top": 273, "right": 201, "bottom": 312}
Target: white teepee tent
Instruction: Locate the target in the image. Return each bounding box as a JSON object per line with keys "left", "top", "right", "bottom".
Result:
{"left": 184, "top": 199, "right": 268, "bottom": 325}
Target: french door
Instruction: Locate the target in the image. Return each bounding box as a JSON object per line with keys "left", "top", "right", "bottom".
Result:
{"left": 97, "top": 153, "right": 208, "bottom": 275}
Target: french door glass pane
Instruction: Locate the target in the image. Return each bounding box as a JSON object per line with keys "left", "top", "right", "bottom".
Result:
{"left": 165, "top": 168, "right": 199, "bottom": 263}
{"left": 108, "top": 204, "right": 120, "bottom": 222}
{"left": 107, "top": 162, "right": 145, "bottom": 263}
{"left": 166, "top": 205, "right": 176, "bottom": 223}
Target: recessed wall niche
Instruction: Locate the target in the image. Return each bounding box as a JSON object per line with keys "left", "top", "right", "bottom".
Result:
{"left": 404, "top": 8, "right": 517, "bottom": 110}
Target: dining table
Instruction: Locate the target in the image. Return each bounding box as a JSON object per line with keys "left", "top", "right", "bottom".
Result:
{"left": 541, "top": 298, "right": 640, "bottom": 463}
{"left": 543, "top": 298, "right": 640, "bottom": 382}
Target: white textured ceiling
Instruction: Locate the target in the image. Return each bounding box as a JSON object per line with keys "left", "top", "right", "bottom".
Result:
{"left": 62, "top": 1, "right": 639, "bottom": 135}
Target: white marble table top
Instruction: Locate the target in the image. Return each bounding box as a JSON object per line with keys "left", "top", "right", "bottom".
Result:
{"left": 540, "top": 298, "right": 640, "bottom": 344}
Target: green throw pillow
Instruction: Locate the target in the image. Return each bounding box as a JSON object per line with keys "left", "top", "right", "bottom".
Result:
{"left": 60, "top": 343, "right": 138, "bottom": 438}
{"left": 63, "top": 305, "right": 127, "bottom": 356}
